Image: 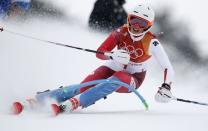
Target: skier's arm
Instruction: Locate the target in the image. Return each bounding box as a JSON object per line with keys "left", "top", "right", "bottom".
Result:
{"left": 150, "top": 39, "right": 175, "bottom": 85}
{"left": 96, "top": 32, "right": 117, "bottom": 60}
{"left": 150, "top": 39, "right": 175, "bottom": 103}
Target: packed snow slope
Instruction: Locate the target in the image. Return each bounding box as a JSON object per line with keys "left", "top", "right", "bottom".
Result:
{"left": 1, "top": 1, "right": 208, "bottom": 131}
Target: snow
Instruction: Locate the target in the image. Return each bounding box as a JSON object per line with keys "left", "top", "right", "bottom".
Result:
{"left": 1, "top": 1, "right": 208, "bottom": 131}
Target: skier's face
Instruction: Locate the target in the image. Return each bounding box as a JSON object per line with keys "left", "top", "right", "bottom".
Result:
{"left": 128, "top": 15, "right": 151, "bottom": 35}
{"left": 129, "top": 26, "right": 145, "bottom": 35}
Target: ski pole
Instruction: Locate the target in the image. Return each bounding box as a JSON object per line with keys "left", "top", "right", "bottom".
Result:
{"left": 0, "top": 27, "right": 106, "bottom": 55}
{"left": 171, "top": 96, "right": 208, "bottom": 106}
{"left": 164, "top": 94, "right": 208, "bottom": 106}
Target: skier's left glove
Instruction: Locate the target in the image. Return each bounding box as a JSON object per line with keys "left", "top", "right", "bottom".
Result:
{"left": 155, "top": 83, "right": 172, "bottom": 103}
{"left": 104, "top": 49, "right": 130, "bottom": 65}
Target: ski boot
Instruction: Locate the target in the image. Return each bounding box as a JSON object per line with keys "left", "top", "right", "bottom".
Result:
{"left": 51, "top": 97, "right": 80, "bottom": 116}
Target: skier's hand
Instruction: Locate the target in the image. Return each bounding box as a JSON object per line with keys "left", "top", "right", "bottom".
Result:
{"left": 155, "top": 83, "right": 172, "bottom": 103}
{"left": 104, "top": 49, "right": 130, "bottom": 65}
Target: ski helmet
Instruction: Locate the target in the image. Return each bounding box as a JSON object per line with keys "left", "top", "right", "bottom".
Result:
{"left": 127, "top": 4, "right": 155, "bottom": 40}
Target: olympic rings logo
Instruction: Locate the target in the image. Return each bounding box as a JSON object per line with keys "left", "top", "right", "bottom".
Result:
{"left": 119, "top": 42, "right": 144, "bottom": 59}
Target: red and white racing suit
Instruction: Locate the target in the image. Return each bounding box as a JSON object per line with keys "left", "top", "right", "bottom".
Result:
{"left": 81, "top": 24, "right": 174, "bottom": 93}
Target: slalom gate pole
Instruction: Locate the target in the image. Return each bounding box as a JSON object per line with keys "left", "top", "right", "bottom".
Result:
{"left": 0, "top": 27, "right": 105, "bottom": 55}
{"left": 171, "top": 97, "right": 208, "bottom": 106}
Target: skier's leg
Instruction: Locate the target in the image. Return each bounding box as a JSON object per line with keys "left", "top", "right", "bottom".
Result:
{"left": 13, "top": 66, "right": 115, "bottom": 114}
{"left": 12, "top": 86, "right": 82, "bottom": 114}
{"left": 35, "top": 66, "right": 114, "bottom": 104}
{"left": 35, "top": 85, "right": 82, "bottom": 104}
{"left": 12, "top": 71, "right": 146, "bottom": 114}
{"left": 61, "top": 71, "right": 139, "bottom": 110}
{"left": 116, "top": 71, "right": 146, "bottom": 93}
{"left": 79, "top": 71, "right": 139, "bottom": 108}
{"left": 12, "top": 83, "right": 83, "bottom": 114}
{"left": 133, "top": 71, "right": 146, "bottom": 89}
{"left": 80, "top": 65, "right": 115, "bottom": 93}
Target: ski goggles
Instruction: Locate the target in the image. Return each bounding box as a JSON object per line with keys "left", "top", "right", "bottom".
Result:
{"left": 128, "top": 15, "right": 152, "bottom": 29}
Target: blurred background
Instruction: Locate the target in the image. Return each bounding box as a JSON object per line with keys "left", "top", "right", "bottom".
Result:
{"left": 0, "top": 0, "right": 208, "bottom": 131}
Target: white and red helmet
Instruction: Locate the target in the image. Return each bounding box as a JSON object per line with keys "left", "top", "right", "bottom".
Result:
{"left": 127, "top": 4, "right": 155, "bottom": 40}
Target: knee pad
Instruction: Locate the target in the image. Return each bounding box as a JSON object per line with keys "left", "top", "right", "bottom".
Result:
{"left": 113, "top": 71, "right": 138, "bottom": 93}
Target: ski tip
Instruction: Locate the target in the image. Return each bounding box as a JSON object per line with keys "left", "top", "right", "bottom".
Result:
{"left": 12, "top": 102, "right": 23, "bottom": 115}
{"left": 51, "top": 104, "right": 61, "bottom": 116}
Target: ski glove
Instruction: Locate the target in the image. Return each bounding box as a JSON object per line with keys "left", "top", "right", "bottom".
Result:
{"left": 155, "top": 83, "right": 172, "bottom": 103}
{"left": 104, "top": 49, "right": 130, "bottom": 65}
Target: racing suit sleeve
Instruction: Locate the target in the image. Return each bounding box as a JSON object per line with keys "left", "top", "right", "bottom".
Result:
{"left": 96, "top": 32, "right": 118, "bottom": 60}
{"left": 150, "top": 39, "right": 175, "bottom": 84}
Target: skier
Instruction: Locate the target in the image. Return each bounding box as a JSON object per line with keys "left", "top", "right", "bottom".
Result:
{"left": 0, "top": 0, "right": 31, "bottom": 20}
{"left": 12, "top": 4, "right": 174, "bottom": 115}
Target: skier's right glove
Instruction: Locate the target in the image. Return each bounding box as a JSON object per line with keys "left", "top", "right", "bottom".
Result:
{"left": 104, "top": 49, "right": 130, "bottom": 65}
{"left": 155, "top": 83, "right": 172, "bottom": 103}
